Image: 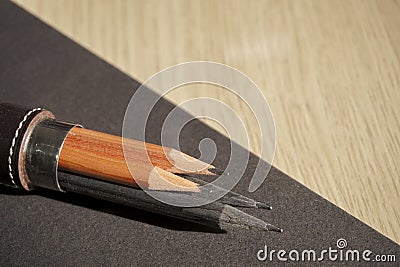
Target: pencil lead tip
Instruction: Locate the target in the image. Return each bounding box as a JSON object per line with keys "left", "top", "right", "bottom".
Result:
{"left": 208, "top": 167, "right": 224, "bottom": 175}
{"left": 265, "top": 224, "right": 283, "bottom": 233}
{"left": 255, "top": 201, "right": 272, "bottom": 210}
{"left": 220, "top": 205, "right": 282, "bottom": 233}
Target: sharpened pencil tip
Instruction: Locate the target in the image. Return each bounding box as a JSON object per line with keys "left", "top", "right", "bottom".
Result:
{"left": 266, "top": 224, "right": 283, "bottom": 233}
{"left": 255, "top": 201, "right": 272, "bottom": 210}
{"left": 208, "top": 167, "right": 224, "bottom": 175}
{"left": 220, "top": 205, "right": 282, "bottom": 233}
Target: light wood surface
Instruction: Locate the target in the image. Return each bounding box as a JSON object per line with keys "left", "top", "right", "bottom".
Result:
{"left": 14, "top": 0, "right": 400, "bottom": 243}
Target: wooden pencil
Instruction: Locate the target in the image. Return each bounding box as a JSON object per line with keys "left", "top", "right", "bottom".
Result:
{"left": 59, "top": 127, "right": 218, "bottom": 192}
{"left": 56, "top": 128, "right": 280, "bottom": 230}
{"left": 58, "top": 127, "right": 272, "bottom": 209}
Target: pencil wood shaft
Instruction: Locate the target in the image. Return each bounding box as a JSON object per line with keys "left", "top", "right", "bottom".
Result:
{"left": 59, "top": 127, "right": 200, "bottom": 192}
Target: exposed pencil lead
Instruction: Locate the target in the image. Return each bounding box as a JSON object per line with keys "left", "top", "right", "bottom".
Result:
{"left": 255, "top": 201, "right": 272, "bottom": 210}
{"left": 265, "top": 223, "right": 283, "bottom": 233}
{"left": 208, "top": 167, "right": 224, "bottom": 175}
{"left": 222, "top": 194, "right": 272, "bottom": 209}
{"left": 219, "top": 205, "right": 282, "bottom": 233}
{"left": 184, "top": 176, "right": 271, "bottom": 209}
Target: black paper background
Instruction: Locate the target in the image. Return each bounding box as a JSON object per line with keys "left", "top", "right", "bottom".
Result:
{"left": 0, "top": 1, "right": 398, "bottom": 266}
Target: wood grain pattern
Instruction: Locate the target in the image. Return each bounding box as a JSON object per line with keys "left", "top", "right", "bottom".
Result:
{"left": 14, "top": 0, "right": 400, "bottom": 243}
{"left": 59, "top": 127, "right": 200, "bottom": 191}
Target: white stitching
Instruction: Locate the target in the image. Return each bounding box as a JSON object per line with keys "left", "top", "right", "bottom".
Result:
{"left": 8, "top": 108, "right": 42, "bottom": 187}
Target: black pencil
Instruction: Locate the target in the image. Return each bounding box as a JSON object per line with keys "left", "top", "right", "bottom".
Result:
{"left": 58, "top": 172, "right": 282, "bottom": 232}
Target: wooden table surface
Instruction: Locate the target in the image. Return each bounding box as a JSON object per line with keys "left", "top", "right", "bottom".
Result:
{"left": 14, "top": 0, "right": 399, "bottom": 244}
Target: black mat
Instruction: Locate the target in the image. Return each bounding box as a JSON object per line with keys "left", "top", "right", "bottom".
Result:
{"left": 0, "top": 1, "right": 398, "bottom": 266}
